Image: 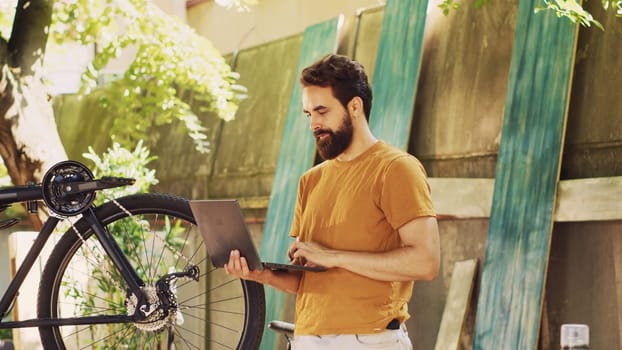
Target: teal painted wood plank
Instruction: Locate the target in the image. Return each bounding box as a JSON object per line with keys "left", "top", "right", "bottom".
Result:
{"left": 368, "top": 0, "right": 428, "bottom": 150}
{"left": 473, "top": 1, "right": 579, "bottom": 349}
{"left": 258, "top": 16, "right": 342, "bottom": 350}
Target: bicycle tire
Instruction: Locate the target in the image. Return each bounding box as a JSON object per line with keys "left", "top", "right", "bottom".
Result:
{"left": 37, "top": 193, "right": 265, "bottom": 350}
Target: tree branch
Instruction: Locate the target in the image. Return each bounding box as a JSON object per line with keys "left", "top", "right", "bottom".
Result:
{"left": 0, "top": 37, "right": 7, "bottom": 66}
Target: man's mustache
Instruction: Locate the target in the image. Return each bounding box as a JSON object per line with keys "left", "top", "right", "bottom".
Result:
{"left": 313, "top": 129, "right": 332, "bottom": 138}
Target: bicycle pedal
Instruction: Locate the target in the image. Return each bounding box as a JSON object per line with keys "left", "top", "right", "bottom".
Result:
{"left": 0, "top": 218, "right": 19, "bottom": 230}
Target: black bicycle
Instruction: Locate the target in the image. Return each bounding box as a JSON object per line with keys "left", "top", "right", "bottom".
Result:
{"left": 0, "top": 160, "right": 265, "bottom": 350}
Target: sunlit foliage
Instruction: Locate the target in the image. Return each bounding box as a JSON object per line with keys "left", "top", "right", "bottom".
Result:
{"left": 49, "top": 0, "right": 251, "bottom": 153}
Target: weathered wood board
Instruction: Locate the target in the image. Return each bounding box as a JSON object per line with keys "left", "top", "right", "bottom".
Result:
{"left": 554, "top": 176, "right": 622, "bottom": 222}
{"left": 473, "top": 0, "right": 580, "bottom": 348}
{"left": 434, "top": 259, "right": 478, "bottom": 350}
{"left": 258, "top": 16, "right": 343, "bottom": 350}
{"left": 427, "top": 176, "right": 622, "bottom": 221}
{"left": 368, "top": 0, "right": 428, "bottom": 150}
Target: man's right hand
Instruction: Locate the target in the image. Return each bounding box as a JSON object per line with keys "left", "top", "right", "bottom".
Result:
{"left": 224, "top": 249, "right": 303, "bottom": 294}
{"left": 224, "top": 250, "right": 266, "bottom": 282}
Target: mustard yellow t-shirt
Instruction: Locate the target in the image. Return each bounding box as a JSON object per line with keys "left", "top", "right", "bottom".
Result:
{"left": 290, "top": 141, "right": 435, "bottom": 335}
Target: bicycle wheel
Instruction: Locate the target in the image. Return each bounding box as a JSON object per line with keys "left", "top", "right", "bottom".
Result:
{"left": 37, "top": 193, "right": 265, "bottom": 350}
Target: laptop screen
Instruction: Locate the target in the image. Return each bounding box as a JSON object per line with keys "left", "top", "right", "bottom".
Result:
{"left": 189, "top": 200, "right": 264, "bottom": 270}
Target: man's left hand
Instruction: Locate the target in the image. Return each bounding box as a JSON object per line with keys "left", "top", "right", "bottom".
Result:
{"left": 289, "top": 241, "right": 335, "bottom": 269}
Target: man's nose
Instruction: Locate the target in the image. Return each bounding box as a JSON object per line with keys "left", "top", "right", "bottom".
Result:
{"left": 309, "top": 114, "right": 321, "bottom": 131}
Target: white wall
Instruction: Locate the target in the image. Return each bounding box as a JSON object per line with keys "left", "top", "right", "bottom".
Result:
{"left": 8, "top": 231, "right": 58, "bottom": 350}
{"left": 43, "top": 0, "right": 188, "bottom": 94}
{"left": 187, "top": 0, "right": 385, "bottom": 54}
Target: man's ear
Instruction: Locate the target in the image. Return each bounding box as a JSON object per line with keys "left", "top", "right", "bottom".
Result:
{"left": 347, "top": 96, "right": 364, "bottom": 118}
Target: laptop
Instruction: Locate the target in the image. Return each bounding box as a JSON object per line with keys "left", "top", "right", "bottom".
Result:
{"left": 189, "top": 199, "right": 326, "bottom": 272}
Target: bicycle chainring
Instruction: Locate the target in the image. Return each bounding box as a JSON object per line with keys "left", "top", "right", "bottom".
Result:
{"left": 41, "top": 160, "right": 96, "bottom": 216}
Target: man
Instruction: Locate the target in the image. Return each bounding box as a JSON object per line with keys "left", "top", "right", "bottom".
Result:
{"left": 225, "top": 54, "right": 440, "bottom": 350}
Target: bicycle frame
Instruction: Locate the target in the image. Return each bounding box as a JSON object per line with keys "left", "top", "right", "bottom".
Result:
{"left": 0, "top": 183, "right": 145, "bottom": 329}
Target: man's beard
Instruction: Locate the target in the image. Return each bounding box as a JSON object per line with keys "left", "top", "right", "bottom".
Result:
{"left": 314, "top": 112, "right": 354, "bottom": 160}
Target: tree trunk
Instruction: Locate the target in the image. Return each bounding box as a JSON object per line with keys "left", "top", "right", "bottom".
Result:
{"left": 0, "top": 0, "right": 66, "bottom": 229}
{"left": 0, "top": 65, "right": 67, "bottom": 182}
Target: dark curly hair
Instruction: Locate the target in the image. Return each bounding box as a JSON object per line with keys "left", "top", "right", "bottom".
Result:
{"left": 300, "top": 54, "right": 373, "bottom": 121}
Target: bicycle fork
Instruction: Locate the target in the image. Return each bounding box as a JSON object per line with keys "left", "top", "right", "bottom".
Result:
{"left": 83, "top": 208, "right": 199, "bottom": 325}
{"left": 82, "top": 207, "right": 200, "bottom": 350}
{"left": 81, "top": 208, "right": 149, "bottom": 319}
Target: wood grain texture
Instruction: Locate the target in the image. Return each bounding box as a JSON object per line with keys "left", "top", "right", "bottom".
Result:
{"left": 428, "top": 178, "right": 494, "bottom": 219}
{"left": 258, "top": 16, "right": 343, "bottom": 350}
{"left": 473, "top": 0, "right": 580, "bottom": 348}
{"left": 428, "top": 176, "right": 622, "bottom": 221}
{"left": 235, "top": 176, "right": 622, "bottom": 222}
{"left": 368, "top": 0, "right": 428, "bottom": 150}
{"left": 554, "top": 176, "right": 622, "bottom": 222}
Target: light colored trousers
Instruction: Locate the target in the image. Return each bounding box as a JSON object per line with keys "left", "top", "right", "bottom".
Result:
{"left": 291, "top": 325, "right": 412, "bottom": 350}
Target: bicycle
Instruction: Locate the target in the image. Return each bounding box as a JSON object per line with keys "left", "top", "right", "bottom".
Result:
{"left": 0, "top": 160, "right": 265, "bottom": 350}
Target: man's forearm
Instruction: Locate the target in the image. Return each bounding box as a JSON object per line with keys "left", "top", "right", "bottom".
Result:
{"left": 333, "top": 246, "right": 439, "bottom": 282}
{"left": 261, "top": 269, "right": 303, "bottom": 294}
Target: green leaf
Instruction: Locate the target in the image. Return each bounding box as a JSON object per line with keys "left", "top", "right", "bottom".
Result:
{"left": 538, "top": 0, "right": 605, "bottom": 30}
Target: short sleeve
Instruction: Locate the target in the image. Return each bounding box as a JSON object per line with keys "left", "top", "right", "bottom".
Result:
{"left": 289, "top": 176, "right": 305, "bottom": 238}
{"left": 380, "top": 155, "right": 435, "bottom": 230}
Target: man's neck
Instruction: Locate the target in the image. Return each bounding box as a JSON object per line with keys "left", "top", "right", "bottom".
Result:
{"left": 336, "top": 130, "right": 378, "bottom": 162}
